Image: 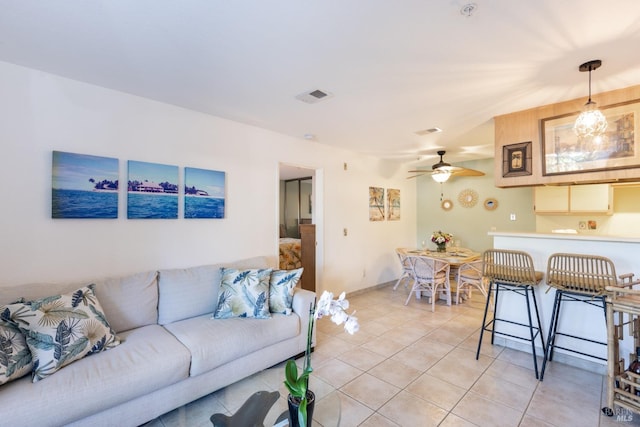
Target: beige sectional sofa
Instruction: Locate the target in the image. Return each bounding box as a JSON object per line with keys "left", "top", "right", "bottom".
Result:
{"left": 0, "top": 256, "right": 315, "bottom": 427}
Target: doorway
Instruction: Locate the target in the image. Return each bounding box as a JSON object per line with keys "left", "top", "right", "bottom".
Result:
{"left": 278, "top": 164, "right": 321, "bottom": 293}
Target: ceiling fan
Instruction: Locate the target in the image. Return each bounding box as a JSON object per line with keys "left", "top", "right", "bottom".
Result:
{"left": 407, "top": 150, "right": 485, "bottom": 182}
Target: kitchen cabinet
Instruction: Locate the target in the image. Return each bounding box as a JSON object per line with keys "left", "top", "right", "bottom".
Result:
{"left": 534, "top": 184, "right": 612, "bottom": 214}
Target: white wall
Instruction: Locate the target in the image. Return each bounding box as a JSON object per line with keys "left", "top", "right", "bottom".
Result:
{"left": 0, "top": 61, "right": 416, "bottom": 295}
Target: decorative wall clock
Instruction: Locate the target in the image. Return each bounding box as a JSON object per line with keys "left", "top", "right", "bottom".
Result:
{"left": 441, "top": 199, "right": 453, "bottom": 211}
{"left": 458, "top": 189, "right": 478, "bottom": 208}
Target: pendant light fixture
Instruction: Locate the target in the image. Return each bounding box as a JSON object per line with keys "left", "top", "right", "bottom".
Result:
{"left": 573, "top": 59, "right": 607, "bottom": 139}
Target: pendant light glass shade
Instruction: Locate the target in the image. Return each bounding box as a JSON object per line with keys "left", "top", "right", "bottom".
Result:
{"left": 574, "top": 100, "right": 608, "bottom": 138}
{"left": 431, "top": 169, "right": 451, "bottom": 183}
{"left": 573, "top": 60, "right": 607, "bottom": 139}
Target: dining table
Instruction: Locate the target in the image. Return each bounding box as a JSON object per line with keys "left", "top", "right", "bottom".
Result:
{"left": 405, "top": 248, "right": 482, "bottom": 303}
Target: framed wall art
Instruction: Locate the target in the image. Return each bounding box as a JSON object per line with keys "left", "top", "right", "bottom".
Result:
{"left": 386, "top": 188, "right": 400, "bottom": 220}
{"left": 502, "top": 141, "right": 532, "bottom": 177}
{"left": 51, "top": 151, "right": 119, "bottom": 219}
{"left": 541, "top": 99, "right": 639, "bottom": 175}
{"left": 184, "top": 167, "right": 226, "bottom": 219}
{"left": 127, "top": 160, "right": 179, "bottom": 219}
{"left": 369, "top": 186, "right": 384, "bottom": 221}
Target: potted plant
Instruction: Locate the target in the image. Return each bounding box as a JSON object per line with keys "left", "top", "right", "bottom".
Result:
{"left": 284, "top": 291, "right": 359, "bottom": 427}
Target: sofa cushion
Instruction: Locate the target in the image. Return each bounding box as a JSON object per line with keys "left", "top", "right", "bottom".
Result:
{"left": 0, "top": 271, "right": 159, "bottom": 334}
{"left": 5, "top": 284, "right": 120, "bottom": 382}
{"left": 157, "top": 256, "right": 273, "bottom": 325}
{"left": 164, "top": 313, "right": 300, "bottom": 376}
{"left": 0, "top": 322, "right": 32, "bottom": 385}
{"left": 0, "top": 324, "right": 190, "bottom": 427}
{"left": 269, "top": 268, "right": 303, "bottom": 315}
{"left": 213, "top": 268, "right": 273, "bottom": 319}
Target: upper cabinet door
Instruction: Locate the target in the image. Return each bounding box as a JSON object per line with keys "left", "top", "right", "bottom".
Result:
{"left": 534, "top": 186, "right": 569, "bottom": 213}
{"left": 570, "top": 184, "right": 612, "bottom": 213}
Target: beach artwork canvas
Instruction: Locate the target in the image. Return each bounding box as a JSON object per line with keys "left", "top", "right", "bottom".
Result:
{"left": 369, "top": 186, "right": 385, "bottom": 221}
{"left": 127, "top": 160, "right": 178, "bottom": 219}
{"left": 52, "top": 151, "right": 119, "bottom": 219}
{"left": 184, "top": 167, "right": 226, "bottom": 219}
{"left": 387, "top": 188, "right": 400, "bottom": 220}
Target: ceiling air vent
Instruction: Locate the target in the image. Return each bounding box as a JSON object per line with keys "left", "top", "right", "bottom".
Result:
{"left": 295, "top": 89, "right": 334, "bottom": 104}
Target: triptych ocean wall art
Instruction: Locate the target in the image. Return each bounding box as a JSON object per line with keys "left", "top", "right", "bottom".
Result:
{"left": 127, "top": 160, "right": 179, "bottom": 219}
{"left": 184, "top": 167, "right": 226, "bottom": 219}
{"left": 51, "top": 151, "right": 226, "bottom": 220}
{"left": 52, "top": 151, "right": 119, "bottom": 219}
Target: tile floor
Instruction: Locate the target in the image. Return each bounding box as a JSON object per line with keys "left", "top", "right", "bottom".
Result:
{"left": 146, "top": 283, "right": 640, "bottom": 426}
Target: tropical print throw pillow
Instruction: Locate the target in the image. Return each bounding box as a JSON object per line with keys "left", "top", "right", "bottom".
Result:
{"left": 269, "top": 268, "right": 303, "bottom": 315}
{"left": 213, "top": 268, "right": 273, "bottom": 319}
{"left": 3, "top": 284, "right": 120, "bottom": 382}
{"left": 0, "top": 320, "right": 33, "bottom": 385}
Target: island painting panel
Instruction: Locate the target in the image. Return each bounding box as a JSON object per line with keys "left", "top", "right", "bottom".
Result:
{"left": 127, "top": 160, "right": 178, "bottom": 219}
{"left": 184, "top": 167, "right": 226, "bottom": 219}
{"left": 52, "top": 151, "right": 119, "bottom": 219}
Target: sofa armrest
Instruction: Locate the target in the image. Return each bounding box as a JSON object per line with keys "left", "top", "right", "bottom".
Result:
{"left": 291, "top": 288, "right": 316, "bottom": 347}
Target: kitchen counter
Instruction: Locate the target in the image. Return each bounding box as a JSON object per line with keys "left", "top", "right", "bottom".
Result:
{"left": 488, "top": 231, "right": 640, "bottom": 372}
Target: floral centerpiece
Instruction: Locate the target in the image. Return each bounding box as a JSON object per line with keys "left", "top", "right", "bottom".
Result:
{"left": 284, "top": 290, "right": 359, "bottom": 427}
{"left": 431, "top": 230, "right": 453, "bottom": 252}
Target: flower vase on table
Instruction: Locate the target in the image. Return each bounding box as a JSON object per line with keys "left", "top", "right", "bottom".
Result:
{"left": 431, "top": 230, "right": 453, "bottom": 253}
{"left": 284, "top": 291, "right": 359, "bottom": 427}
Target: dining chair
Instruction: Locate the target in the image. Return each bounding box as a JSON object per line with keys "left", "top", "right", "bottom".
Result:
{"left": 455, "top": 260, "right": 486, "bottom": 304}
{"left": 404, "top": 254, "right": 451, "bottom": 312}
{"left": 540, "top": 252, "right": 637, "bottom": 380}
{"left": 393, "top": 248, "right": 413, "bottom": 291}
{"left": 476, "top": 249, "right": 545, "bottom": 379}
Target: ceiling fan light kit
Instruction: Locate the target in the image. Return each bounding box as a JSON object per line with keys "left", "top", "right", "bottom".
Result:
{"left": 407, "top": 150, "right": 485, "bottom": 182}
{"left": 574, "top": 59, "right": 608, "bottom": 139}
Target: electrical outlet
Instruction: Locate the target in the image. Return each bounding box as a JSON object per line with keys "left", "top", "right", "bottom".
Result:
{"left": 343, "top": 228, "right": 348, "bottom": 236}
{"left": 510, "top": 213, "right": 516, "bottom": 221}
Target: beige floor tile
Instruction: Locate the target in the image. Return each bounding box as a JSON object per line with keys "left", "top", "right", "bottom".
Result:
{"left": 459, "top": 330, "right": 505, "bottom": 358}
{"left": 368, "top": 358, "right": 424, "bottom": 389}
{"left": 313, "top": 358, "right": 363, "bottom": 389}
{"left": 338, "top": 346, "right": 386, "bottom": 371}
{"left": 497, "top": 347, "right": 544, "bottom": 374}
{"left": 438, "top": 413, "right": 480, "bottom": 427}
{"left": 335, "top": 391, "right": 376, "bottom": 427}
{"left": 470, "top": 373, "right": 534, "bottom": 411}
{"left": 378, "top": 390, "right": 448, "bottom": 426}
{"left": 359, "top": 412, "right": 401, "bottom": 426}
{"left": 341, "top": 373, "right": 401, "bottom": 410}
{"left": 452, "top": 392, "right": 524, "bottom": 427}
{"left": 525, "top": 380, "right": 601, "bottom": 426}
{"left": 405, "top": 373, "right": 467, "bottom": 411}
{"left": 379, "top": 325, "right": 427, "bottom": 346}
{"left": 426, "top": 326, "right": 472, "bottom": 346}
{"left": 426, "top": 347, "right": 493, "bottom": 389}
{"left": 484, "top": 359, "right": 540, "bottom": 391}
{"left": 518, "top": 415, "right": 557, "bottom": 426}
{"left": 361, "top": 336, "right": 407, "bottom": 358}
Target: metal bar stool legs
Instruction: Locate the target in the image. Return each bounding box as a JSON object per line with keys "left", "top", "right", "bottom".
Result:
{"left": 540, "top": 289, "right": 607, "bottom": 380}
{"left": 476, "top": 281, "right": 546, "bottom": 379}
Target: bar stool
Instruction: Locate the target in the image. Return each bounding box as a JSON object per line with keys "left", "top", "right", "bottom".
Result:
{"left": 539, "top": 253, "right": 626, "bottom": 380}
{"left": 476, "top": 249, "right": 545, "bottom": 378}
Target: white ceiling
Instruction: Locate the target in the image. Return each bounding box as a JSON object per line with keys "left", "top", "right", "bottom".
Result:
{"left": 2, "top": 1, "right": 640, "bottom": 167}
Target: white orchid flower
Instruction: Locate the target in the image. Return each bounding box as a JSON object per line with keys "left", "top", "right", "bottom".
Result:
{"left": 344, "top": 315, "right": 359, "bottom": 334}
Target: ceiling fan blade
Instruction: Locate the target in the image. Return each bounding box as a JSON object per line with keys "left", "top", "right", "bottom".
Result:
{"left": 407, "top": 170, "right": 430, "bottom": 173}
{"left": 450, "top": 167, "right": 485, "bottom": 177}
{"left": 406, "top": 173, "right": 426, "bottom": 179}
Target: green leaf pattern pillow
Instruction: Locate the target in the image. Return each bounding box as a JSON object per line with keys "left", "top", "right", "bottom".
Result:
{"left": 213, "top": 268, "right": 273, "bottom": 319}
{"left": 269, "top": 268, "right": 303, "bottom": 315}
{"left": 0, "top": 319, "right": 33, "bottom": 385}
{"left": 3, "top": 284, "right": 120, "bottom": 382}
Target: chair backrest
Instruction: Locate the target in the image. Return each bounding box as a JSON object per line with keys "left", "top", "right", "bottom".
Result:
{"left": 407, "top": 254, "right": 450, "bottom": 281}
{"left": 458, "top": 260, "right": 483, "bottom": 280}
{"left": 546, "top": 252, "right": 618, "bottom": 296}
{"left": 396, "top": 248, "right": 412, "bottom": 270}
{"left": 482, "top": 249, "right": 539, "bottom": 286}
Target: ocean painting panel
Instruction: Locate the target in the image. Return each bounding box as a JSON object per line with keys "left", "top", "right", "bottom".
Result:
{"left": 127, "top": 160, "right": 179, "bottom": 219}
{"left": 184, "top": 167, "right": 226, "bottom": 219}
{"left": 51, "top": 151, "right": 119, "bottom": 219}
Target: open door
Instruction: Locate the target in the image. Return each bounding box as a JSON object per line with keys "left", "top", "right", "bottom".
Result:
{"left": 279, "top": 164, "right": 318, "bottom": 293}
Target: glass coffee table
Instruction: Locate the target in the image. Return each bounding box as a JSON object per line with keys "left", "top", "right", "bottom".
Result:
{"left": 210, "top": 388, "right": 341, "bottom": 427}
